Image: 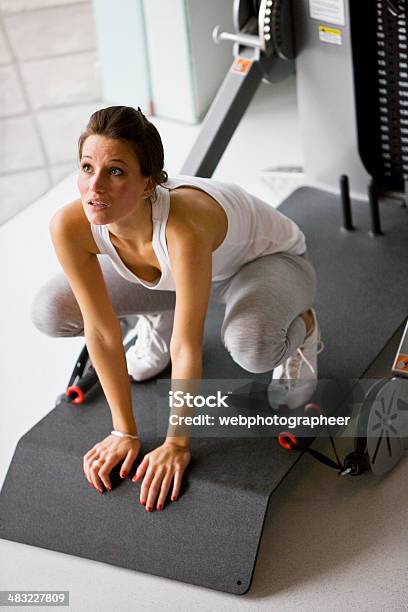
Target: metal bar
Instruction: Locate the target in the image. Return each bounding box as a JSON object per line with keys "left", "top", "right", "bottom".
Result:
{"left": 181, "top": 56, "right": 264, "bottom": 178}
{"left": 67, "top": 344, "right": 89, "bottom": 388}
{"left": 339, "top": 174, "right": 355, "bottom": 230}
{"left": 213, "top": 26, "right": 263, "bottom": 50}
{"left": 368, "top": 179, "right": 383, "bottom": 236}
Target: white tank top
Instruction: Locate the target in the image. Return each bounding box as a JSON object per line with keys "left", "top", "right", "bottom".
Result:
{"left": 90, "top": 175, "right": 306, "bottom": 291}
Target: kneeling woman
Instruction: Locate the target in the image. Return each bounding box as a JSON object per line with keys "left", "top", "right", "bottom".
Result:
{"left": 31, "top": 106, "right": 322, "bottom": 512}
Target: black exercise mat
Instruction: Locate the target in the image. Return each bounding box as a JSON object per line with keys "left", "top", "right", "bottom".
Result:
{"left": 280, "top": 187, "right": 408, "bottom": 379}
{"left": 0, "top": 303, "right": 298, "bottom": 595}
{"left": 1, "top": 187, "right": 408, "bottom": 594}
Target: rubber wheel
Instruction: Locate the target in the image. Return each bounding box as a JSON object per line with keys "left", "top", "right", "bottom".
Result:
{"left": 343, "top": 451, "right": 370, "bottom": 476}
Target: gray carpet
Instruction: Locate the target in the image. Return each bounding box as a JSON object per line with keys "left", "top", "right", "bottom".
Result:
{"left": 1, "top": 187, "right": 408, "bottom": 594}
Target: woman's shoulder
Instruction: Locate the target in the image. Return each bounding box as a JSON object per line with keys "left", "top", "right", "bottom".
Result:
{"left": 50, "top": 198, "right": 100, "bottom": 255}
{"left": 165, "top": 174, "right": 241, "bottom": 193}
{"left": 166, "top": 184, "right": 228, "bottom": 253}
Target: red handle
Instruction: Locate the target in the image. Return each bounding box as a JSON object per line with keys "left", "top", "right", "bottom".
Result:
{"left": 278, "top": 431, "right": 298, "bottom": 450}
{"left": 304, "top": 402, "right": 322, "bottom": 415}
{"left": 66, "top": 385, "right": 85, "bottom": 405}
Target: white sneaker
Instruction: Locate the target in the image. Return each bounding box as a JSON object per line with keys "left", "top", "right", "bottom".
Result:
{"left": 267, "top": 308, "right": 324, "bottom": 410}
{"left": 126, "top": 311, "right": 174, "bottom": 381}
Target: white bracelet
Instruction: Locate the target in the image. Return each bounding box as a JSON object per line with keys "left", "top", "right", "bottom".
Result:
{"left": 111, "top": 430, "right": 139, "bottom": 440}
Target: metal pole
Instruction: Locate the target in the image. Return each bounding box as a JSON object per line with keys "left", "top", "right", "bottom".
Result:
{"left": 339, "top": 174, "right": 355, "bottom": 230}
{"left": 368, "top": 179, "right": 383, "bottom": 236}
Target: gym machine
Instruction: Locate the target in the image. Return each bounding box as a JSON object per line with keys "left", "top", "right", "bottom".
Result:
{"left": 1, "top": 0, "right": 408, "bottom": 596}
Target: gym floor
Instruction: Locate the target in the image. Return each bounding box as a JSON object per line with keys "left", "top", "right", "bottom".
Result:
{"left": 1, "top": 76, "right": 407, "bottom": 611}
{"left": 0, "top": 0, "right": 102, "bottom": 226}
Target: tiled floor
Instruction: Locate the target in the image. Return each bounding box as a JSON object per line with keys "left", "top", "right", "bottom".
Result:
{"left": 0, "top": 0, "right": 102, "bottom": 225}
{"left": 0, "top": 0, "right": 303, "bottom": 226}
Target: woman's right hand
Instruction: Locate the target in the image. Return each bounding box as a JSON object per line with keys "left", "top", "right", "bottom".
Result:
{"left": 83, "top": 434, "right": 141, "bottom": 492}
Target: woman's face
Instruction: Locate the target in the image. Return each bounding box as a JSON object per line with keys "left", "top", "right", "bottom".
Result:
{"left": 77, "top": 134, "right": 151, "bottom": 225}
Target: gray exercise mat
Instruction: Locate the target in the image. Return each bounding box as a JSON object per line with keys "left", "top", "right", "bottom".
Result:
{"left": 1, "top": 187, "right": 408, "bottom": 594}
{"left": 283, "top": 187, "right": 408, "bottom": 379}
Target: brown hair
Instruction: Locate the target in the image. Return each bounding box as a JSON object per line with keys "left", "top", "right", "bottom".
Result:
{"left": 78, "top": 106, "right": 168, "bottom": 200}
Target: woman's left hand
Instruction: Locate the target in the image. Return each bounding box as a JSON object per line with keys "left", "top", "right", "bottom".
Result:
{"left": 132, "top": 440, "right": 191, "bottom": 511}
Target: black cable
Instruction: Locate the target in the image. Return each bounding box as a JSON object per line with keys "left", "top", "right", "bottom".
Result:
{"left": 304, "top": 404, "right": 344, "bottom": 469}
{"left": 322, "top": 417, "right": 343, "bottom": 468}
{"left": 304, "top": 446, "right": 343, "bottom": 471}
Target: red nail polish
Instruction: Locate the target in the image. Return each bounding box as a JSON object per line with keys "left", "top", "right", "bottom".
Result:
{"left": 171, "top": 496, "right": 177, "bottom": 502}
{"left": 121, "top": 472, "right": 127, "bottom": 479}
{"left": 157, "top": 504, "right": 163, "bottom": 511}
{"left": 147, "top": 506, "right": 152, "bottom": 512}
{"left": 140, "top": 499, "right": 146, "bottom": 506}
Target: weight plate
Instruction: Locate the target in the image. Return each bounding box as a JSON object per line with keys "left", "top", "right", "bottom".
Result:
{"left": 366, "top": 378, "right": 407, "bottom": 475}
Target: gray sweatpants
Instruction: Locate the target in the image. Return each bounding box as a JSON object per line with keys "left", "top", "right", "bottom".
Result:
{"left": 31, "top": 252, "right": 316, "bottom": 374}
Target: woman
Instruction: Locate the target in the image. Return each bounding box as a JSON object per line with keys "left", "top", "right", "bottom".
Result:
{"left": 31, "top": 106, "right": 322, "bottom": 512}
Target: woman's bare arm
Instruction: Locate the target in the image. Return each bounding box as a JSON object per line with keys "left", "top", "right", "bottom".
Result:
{"left": 131, "top": 223, "right": 213, "bottom": 509}
{"left": 165, "top": 223, "right": 214, "bottom": 445}
{"left": 49, "top": 204, "right": 137, "bottom": 435}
